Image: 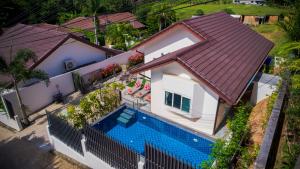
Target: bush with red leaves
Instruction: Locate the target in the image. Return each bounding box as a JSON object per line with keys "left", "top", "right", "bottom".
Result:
{"left": 128, "top": 54, "right": 144, "bottom": 67}
{"left": 100, "top": 63, "right": 122, "bottom": 78}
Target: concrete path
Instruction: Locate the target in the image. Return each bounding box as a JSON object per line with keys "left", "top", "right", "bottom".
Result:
{"left": 0, "top": 115, "right": 84, "bottom": 169}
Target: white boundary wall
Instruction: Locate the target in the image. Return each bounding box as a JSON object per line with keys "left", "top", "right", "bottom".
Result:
{"left": 0, "top": 51, "right": 132, "bottom": 130}
{"left": 47, "top": 125, "right": 114, "bottom": 169}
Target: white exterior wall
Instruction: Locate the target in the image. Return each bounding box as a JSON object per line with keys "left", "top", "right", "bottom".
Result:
{"left": 48, "top": 135, "right": 113, "bottom": 169}
{"left": 250, "top": 73, "right": 281, "bottom": 105}
{"left": 35, "top": 38, "right": 107, "bottom": 77}
{"left": 151, "top": 62, "right": 219, "bottom": 135}
{"left": 137, "top": 25, "right": 201, "bottom": 77}
{"left": 1, "top": 51, "right": 132, "bottom": 118}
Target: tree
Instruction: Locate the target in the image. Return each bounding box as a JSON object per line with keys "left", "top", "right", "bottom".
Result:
{"left": 279, "top": 2, "right": 300, "bottom": 41}
{"left": 105, "top": 23, "right": 139, "bottom": 50}
{"left": 146, "top": 3, "right": 176, "bottom": 34}
{"left": 0, "top": 49, "right": 48, "bottom": 125}
{"left": 65, "top": 82, "right": 125, "bottom": 128}
{"left": 79, "top": 0, "right": 105, "bottom": 45}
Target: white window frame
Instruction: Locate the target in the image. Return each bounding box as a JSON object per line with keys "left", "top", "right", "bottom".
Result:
{"left": 164, "top": 90, "right": 191, "bottom": 113}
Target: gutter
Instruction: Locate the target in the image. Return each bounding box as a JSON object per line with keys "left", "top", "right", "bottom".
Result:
{"left": 234, "top": 55, "right": 269, "bottom": 105}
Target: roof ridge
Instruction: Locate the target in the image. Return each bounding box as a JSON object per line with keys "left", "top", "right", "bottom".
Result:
{"left": 181, "top": 12, "right": 227, "bottom": 23}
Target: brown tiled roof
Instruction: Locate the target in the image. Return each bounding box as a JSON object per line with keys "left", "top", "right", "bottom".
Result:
{"left": 0, "top": 24, "right": 123, "bottom": 83}
{"left": 63, "top": 12, "right": 145, "bottom": 31}
{"left": 131, "top": 12, "right": 274, "bottom": 105}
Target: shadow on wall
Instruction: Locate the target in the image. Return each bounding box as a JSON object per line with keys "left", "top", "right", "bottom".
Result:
{"left": 0, "top": 132, "right": 82, "bottom": 169}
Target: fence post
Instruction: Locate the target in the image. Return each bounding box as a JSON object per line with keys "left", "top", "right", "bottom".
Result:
{"left": 46, "top": 124, "right": 54, "bottom": 146}
{"left": 14, "top": 115, "right": 23, "bottom": 131}
{"left": 138, "top": 156, "right": 145, "bottom": 169}
{"left": 81, "top": 135, "right": 87, "bottom": 157}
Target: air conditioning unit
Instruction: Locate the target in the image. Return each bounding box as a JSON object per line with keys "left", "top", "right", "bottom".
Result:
{"left": 64, "top": 59, "right": 77, "bottom": 71}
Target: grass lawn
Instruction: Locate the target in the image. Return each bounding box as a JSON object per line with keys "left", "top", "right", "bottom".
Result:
{"left": 175, "top": 4, "right": 289, "bottom": 20}
{"left": 251, "top": 24, "right": 290, "bottom": 56}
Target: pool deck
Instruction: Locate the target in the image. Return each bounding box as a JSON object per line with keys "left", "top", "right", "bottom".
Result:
{"left": 142, "top": 109, "right": 228, "bottom": 140}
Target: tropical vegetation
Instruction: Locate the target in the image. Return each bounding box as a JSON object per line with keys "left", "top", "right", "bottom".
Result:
{"left": 0, "top": 49, "right": 48, "bottom": 125}
{"left": 62, "top": 82, "right": 125, "bottom": 128}
{"left": 202, "top": 103, "right": 253, "bottom": 169}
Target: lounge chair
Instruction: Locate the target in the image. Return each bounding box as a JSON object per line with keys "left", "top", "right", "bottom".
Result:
{"left": 144, "top": 93, "right": 151, "bottom": 102}
{"left": 135, "top": 82, "right": 150, "bottom": 98}
{"left": 127, "top": 79, "right": 142, "bottom": 95}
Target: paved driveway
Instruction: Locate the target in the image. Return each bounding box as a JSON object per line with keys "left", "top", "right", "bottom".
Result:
{"left": 0, "top": 115, "right": 84, "bottom": 169}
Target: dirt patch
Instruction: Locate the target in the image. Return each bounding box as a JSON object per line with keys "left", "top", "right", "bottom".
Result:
{"left": 249, "top": 98, "right": 269, "bottom": 145}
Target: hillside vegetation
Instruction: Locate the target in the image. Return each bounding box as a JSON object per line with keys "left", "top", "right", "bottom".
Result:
{"left": 175, "top": 4, "right": 289, "bottom": 20}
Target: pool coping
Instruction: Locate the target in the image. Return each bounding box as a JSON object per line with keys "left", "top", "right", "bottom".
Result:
{"left": 92, "top": 103, "right": 216, "bottom": 142}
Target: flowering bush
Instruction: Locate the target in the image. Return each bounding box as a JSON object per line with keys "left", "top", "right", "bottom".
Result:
{"left": 128, "top": 54, "right": 144, "bottom": 67}
{"left": 101, "top": 64, "right": 122, "bottom": 78}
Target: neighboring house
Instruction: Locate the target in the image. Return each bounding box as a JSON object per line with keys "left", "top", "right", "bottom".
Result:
{"left": 0, "top": 23, "right": 122, "bottom": 85}
{"left": 63, "top": 12, "right": 145, "bottom": 32}
{"left": 131, "top": 12, "right": 273, "bottom": 135}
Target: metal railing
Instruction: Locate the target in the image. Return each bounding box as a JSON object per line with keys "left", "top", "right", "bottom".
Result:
{"left": 84, "top": 125, "right": 139, "bottom": 169}
{"left": 47, "top": 113, "right": 83, "bottom": 155}
{"left": 144, "top": 143, "right": 196, "bottom": 169}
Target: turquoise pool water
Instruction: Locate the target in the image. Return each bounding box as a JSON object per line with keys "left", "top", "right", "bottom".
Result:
{"left": 93, "top": 106, "right": 213, "bottom": 167}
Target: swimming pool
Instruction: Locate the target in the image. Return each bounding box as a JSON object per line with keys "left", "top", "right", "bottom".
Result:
{"left": 93, "top": 105, "right": 214, "bottom": 166}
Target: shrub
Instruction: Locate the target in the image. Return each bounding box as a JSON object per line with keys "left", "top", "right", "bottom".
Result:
{"left": 101, "top": 64, "right": 122, "bottom": 79}
{"left": 202, "top": 103, "right": 252, "bottom": 169}
{"left": 128, "top": 54, "right": 144, "bottom": 67}
{"left": 63, "top": 82, "right": 125, "bottom": 128}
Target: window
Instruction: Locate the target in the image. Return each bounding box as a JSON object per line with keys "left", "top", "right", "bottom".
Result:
{"left": 181, "top": 97, "right": 191, "bottom": 113}
{"left": 165, "top": 91, "right": 173, "bottom": 106}
{"left": 165, "top": 91, "right": 191, "bottom": 113}
{"left": 173, "top": 93, "right": 181, "bottom": 109}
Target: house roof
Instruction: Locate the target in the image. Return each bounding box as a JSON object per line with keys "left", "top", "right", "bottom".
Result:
{"left": 0, "top": 23, "right": 121, "bottom": 67}
{"left": 0, "top": 23, "right": 123, "bottom": 83}
{"left": 131, "top": 12, "right": 274, "bottom": 105}
{"left": 63, "top": 12, "right": 145, "bottom": 31}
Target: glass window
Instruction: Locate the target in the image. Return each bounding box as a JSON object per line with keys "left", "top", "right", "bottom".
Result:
{"left": 181, "top": 97, "right": 191, "bottom": 113}
{"left": 173, "top": 93, "right": 181, "bottom": 109}
{"left": 165, "top": 91, "right": 173, "bottom": 106}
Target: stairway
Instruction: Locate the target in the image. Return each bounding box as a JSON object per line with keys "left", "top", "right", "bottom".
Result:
{"left": 117, "top": 109, "right": 136, "bottom": 127}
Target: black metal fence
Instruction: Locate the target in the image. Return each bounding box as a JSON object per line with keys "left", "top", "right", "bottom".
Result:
{"left": 47, "top": 113, "right": 83, "bottom": 155}
{"left": 144, "top": 143, "right": 196, "bottom": 169}
{"left": 84, "top": 125, "right": 139, "bottom": 169}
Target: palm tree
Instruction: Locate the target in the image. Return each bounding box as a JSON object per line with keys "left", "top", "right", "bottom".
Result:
{"left": 146, "top": 3, "right": 176, "bottom": 33}
{"left": 80, "top": 0, "right": 103, "bottom": 45}
{"left": 0, "top": 49, "right": 48, "bottom": 125}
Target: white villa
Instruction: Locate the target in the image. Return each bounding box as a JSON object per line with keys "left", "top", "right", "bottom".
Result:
{"left": 131, "top": 12, "right": 274, "bottom": 136}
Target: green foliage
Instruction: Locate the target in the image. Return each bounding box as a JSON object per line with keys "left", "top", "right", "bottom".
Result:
{"left": 263, "top": 91, "right": 278, "bottom": 127}
{"left": 195, "top": 9, "right": 204, "bottom": 16}
{"left": 105, "top": 23, "right": 139, "bottom": 50}
{"left": 175, "top": 4, "right": 289, "bottom": 20}
{"left": 279, "top": 2, "right": 300, "bottom": 41}
{"left": 236, "top": 144, "right": 260, "bottom": 169}
{"left": 0, "top": 49, "right": 49, "bottom": 83}
{"left": 202, "top": 103, "right": 252, "bottom": 169}
{"left": 65, "top": 82, "right": 124, "bottom": 128}
{"left": 146, "top": 3, "right": 177, "bottom": 34}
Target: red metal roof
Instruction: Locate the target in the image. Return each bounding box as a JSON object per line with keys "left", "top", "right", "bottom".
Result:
{"left": 131, "top": 12, "right": 274, "bottom": 105}
{"left": 0, "top": 23, "right": 122, "bottom": 84}
{"left": 63, "top": 12, "right": 145, "bottom": 31}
